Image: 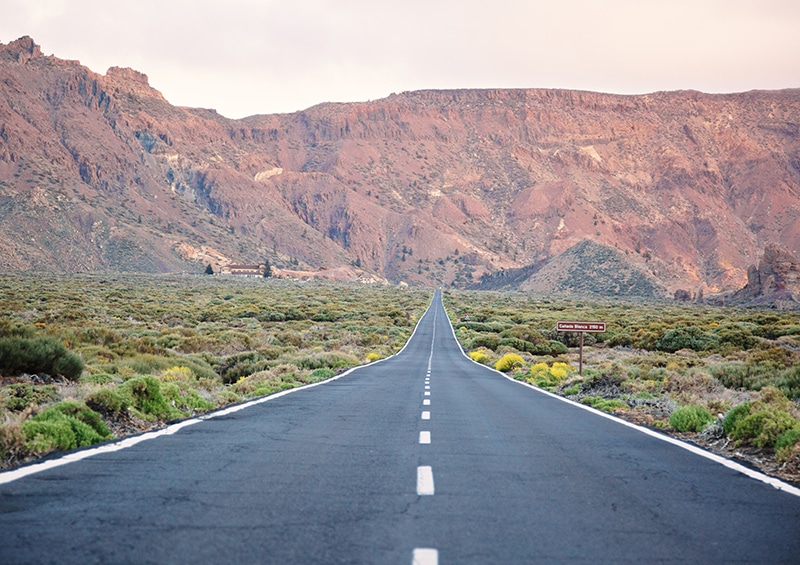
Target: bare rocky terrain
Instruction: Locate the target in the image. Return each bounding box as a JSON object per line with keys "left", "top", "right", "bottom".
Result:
{"left": 1, "top": 36, "right": 800, "bottom": 299}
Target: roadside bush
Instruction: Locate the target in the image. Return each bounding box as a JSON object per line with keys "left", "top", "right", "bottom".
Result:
{"left": 22, "top": 401, "right": 111, "bottom": 453}
{"left": 2, "top": 383, "right": 59, "bottom": 411}
{"left": 310, "top": 368, "right": 335, "bottom": 379}
{"left": 122, "top": 376, "right": 175, "bottom": 420}
{"left": 494, "top": 353, "right": 525, "bottom": 373}
{"left": 86, "top": 388, "right": 130, "bottom": 415}
{"left": 580, "top": 396, "right": 628, "bottom": 413}
{"left": 469, "top": 350, "right": 491, "bottom": 365}
{"left": 365, "top": 352, "right": 382, "bottom": 363}
{"left": 160, "top": 382, "right": 214, "bottom": 415}
{"left": 527, "top": 361, "right": 575, "bottom": 387}
{"left": 776, "top": 428, "right": 800, "bottom": 461}
{"left": 723, "top": 388, "right": 800, "bottom": 448}
{"left": 470, "top": 334, "right": 501, "bottom": 351}
{"left": 722, "top": 402, "right": 752, "bottom": 436}
{"left": 0, "top": 337, "right": 84, "bottom": 380}
{"left": 669, "top": 405, "right": 714, "bottom": 432}
{"left": 294, "top": 351, "right": 358, "bottom": 370}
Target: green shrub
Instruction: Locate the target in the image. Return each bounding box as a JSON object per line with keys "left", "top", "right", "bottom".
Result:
{"left": 723, "top": 388, "right": 800, "bottom": 448}
{"left": 160, "top": 382, "right": 214, "bottom": 415}
{"left": 548, "top": 340, "right": 569, "bottom": 355}
{"left": 122, "top": 376, "right": 174, "bottom": 419}
{"left": 669, "top": 405, "right": 714, "bottom": 432}
{"left": 50, "top": 400, "right": 111, "bottom": 438}
{"left": 80, "top": 373, "right": 116, "bottom": 385}
{"left": 0, "top": 337, "right": 84, "bottom": 380}
{"left": 495, "top": 353, "right": 525, "bottom": 373}
{"left": 722, "top": 402, "right": 752, "bottom": 435}
{"left": 294, "top": 351, "right": 358, "bottom": 370}
{"left": 580, "top": 396, "right": 628, "bottom": 413}
{"left": 470, "top": 334, "right": 501, "bottom": 351}
{"left": 656, "top": 327, "right": 719, "bottom": 353}
{"left": 22, "top": 402, "right": 111, "bottom": 453}
{"left": 310, "top": 368, "right": 336, "bottom": 379}
{"left": 2, "top": 383, "right": 59, "bottom": 411}
{"left": 86, "top": 388, "right": 130, "bottom": 415}
{"left": 731, "top": 408, "right": 798, "bottom": 448}
{"left": 775, "top": 427, "right": 800, "bottom": 457}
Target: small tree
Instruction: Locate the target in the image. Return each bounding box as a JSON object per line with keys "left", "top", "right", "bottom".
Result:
{"left": 204, "top": 264, "right": 214, "bottom": 275}
{"left": 263, "top": 260, "right": 271, "bottom": 278}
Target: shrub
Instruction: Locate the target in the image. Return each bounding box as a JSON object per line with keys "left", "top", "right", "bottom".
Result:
{"left": 310, "top": 368, "right": 335, "bottom": 379}
{"left": 495, "top": 353, "right": 525, "bottom": 373}
{"left": 722, "top": 402, "right": 752, "bottom": 436}
{"left": 469, "top": 350, "right": 491, "bottom": 365}
{"left": 2, "top": 383, "right": 59, "bottom": 411}
{"left": 580, "top": 396, "right": 628, "bottom": 413}
{"left": 776, "top": 427, "right": 800, "bottom": 460}
{"left": 0, "top": 337, "right": 84, "bottom": 380}
{"left": 122, "top": 376, "right": 174, "bottom": 420}
{"left": 79, "top": 373, "right": 116, "bottom": 385}
{"left": 86, "top": 388, "right": 130, "bottom": 415}
{"left": 548, "top": 340, "right": 569, "bottom": 355}
{"left": 655, "top": 327, "right": 719, "bottom": 353}
{"left": 723, "top": 388, "right": 800, "bottom": 448}
{"left": 470, "top": 334, "right": 501, "bottom": 351}
{"left": 365, "top": 352, "right": 382, "bottom": 363}
{"left": 669, "top": 405, "right": 714, "bottom": 432}
{"left": 160, "top": 382, "right": 214, "bottom": 415}
{"left": 22, "top": 401, "right": 111, "bottom": 454}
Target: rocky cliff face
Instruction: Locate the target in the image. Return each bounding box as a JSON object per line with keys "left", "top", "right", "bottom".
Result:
{"left": 1, "top": 36, "right": 799, "bottom": 293}
{"left": 729, "top": 245, "right": 800, "bottom": 307}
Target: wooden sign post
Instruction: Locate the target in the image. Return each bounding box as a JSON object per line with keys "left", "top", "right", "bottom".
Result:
{"left": 556, "top": 321, "right": 607, "bottom": 375}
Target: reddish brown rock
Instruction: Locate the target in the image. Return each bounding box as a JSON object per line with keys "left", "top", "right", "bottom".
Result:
{"left": 1, "top": 36, "right": 799, "bottom": 293}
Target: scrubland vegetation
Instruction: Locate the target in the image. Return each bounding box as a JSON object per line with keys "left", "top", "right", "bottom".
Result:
{"left": 0, "top": 274, "right": 428, "bottom": 469}
{"left": 4, "top": 275, "right": 800, "bottom": 485}
{"left": 444, "top": 290, "right": 800, "bottom": 483}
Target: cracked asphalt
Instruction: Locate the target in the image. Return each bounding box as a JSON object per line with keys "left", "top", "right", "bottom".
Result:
{"left": 2, "top": 290, "right": 800, "bottom": 563}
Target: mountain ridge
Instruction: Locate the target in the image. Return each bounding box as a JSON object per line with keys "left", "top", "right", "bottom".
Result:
{"left": 1, "top": 36, "right": 799, "bottom": 296}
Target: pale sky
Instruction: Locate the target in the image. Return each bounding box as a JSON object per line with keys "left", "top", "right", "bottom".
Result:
{"left": 2, "top": 0, "right": 799, "bottom": 119}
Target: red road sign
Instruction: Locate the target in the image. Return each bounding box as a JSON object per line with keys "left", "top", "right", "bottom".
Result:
{"left": 556, "top": 321, "right": 606, "bottom": 333}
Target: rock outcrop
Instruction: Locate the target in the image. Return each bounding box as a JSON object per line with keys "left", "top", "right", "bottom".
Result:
{"left": 730, "top": 245, "right": 800, "bottom": 307}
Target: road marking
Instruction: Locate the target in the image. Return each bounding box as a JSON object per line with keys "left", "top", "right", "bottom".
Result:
{"left": 421, "top": 411, "right": 430, "bottom": 420}
{"left": 417, "top": 466, "right": 435, "bottom": 495}
{"left": 419, "top": 431, "right": 431, "bottom": 444}
{"left": 425, "top": 385, "right": 430, "bottom": 390}
{"left": 424, "top": 391, "right": 430, "bottom": 396}
{"left": 412, "top": 548, "right": 439, "bottom": 565}
{"left": 423, "top": 399, "right": 430, "bottom": 406}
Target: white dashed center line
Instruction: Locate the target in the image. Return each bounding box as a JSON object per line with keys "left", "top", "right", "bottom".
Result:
{"left": 419, "top": 431, "right": 431, "bottom": 444}
{"left": 424, "top": 391, "right": 430, "bottom": 396}
{"left": 417, "top": 466, "right": 435, "bottom": 495}
{"left": 423, "top": 399, "right": 430, "bottom": 406}
{"left": 412, "top": 547, "right": 439, "bottom": 565}
{"left": 421, "top": 411, "right": 430, "bottom": 420}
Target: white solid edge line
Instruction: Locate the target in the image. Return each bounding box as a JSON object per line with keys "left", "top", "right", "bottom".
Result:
{"left": 420, "top": 431, "right": 431, "bottom": 444}
{"left": 0, "top": 291, "right": 444, "bottom": 486}
{"left": 412, "top": 548, "right": 439, "bottom": 565}
{"left": 439, "top": 295, "right": 800, "bottom": 499}
{"left": 417, "top": 465, "right": 435, "bottom": 495}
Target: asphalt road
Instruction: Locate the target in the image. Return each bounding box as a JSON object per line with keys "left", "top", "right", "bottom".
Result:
{"left": 2, "top": 290, "right": 800, "bottom": 564}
